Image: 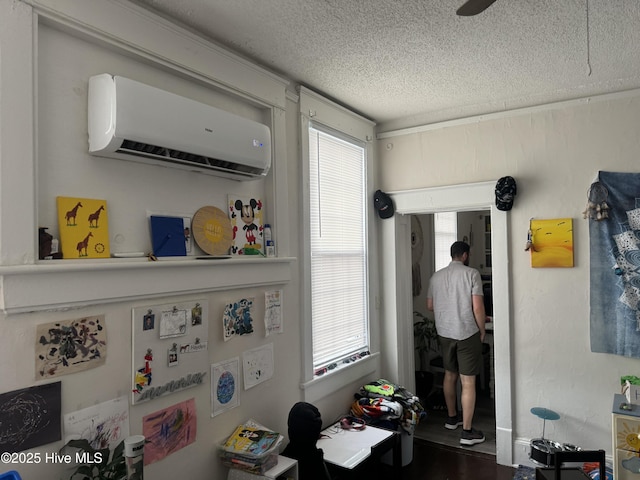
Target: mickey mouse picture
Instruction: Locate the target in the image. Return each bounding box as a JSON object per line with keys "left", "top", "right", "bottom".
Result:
{"left": 229, "top": 196, "right": 263, "bottom": 254}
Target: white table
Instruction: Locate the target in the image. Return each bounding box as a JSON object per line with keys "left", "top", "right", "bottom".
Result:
{"left": 316, "top": 422, "right": 401, "bottom": 477}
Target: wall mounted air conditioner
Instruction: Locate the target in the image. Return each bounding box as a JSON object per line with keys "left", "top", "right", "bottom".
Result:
{"left": 88, "top": 74, "right": 271, "bottom": 180}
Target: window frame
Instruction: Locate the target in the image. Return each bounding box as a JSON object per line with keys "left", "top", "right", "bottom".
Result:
{"left": 298, "top": 87, "right": 379, "bottom": 402}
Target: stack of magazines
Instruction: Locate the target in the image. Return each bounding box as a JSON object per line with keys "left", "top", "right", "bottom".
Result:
{"left": 220, "top": 419, "right": 283, "bottom": 474}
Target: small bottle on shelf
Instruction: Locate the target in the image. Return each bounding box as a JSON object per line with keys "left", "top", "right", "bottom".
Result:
{"left": 264, "top": 224, "right": 272, "bottom": 244}
{"left": 264, "top": 224, "right": 275, "bottom": 257}
{"left": 266, "top": 240, "right": 276, "bottom": 257}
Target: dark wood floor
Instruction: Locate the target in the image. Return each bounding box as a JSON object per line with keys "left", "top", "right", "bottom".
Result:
{"left": 397, "top": 438, "right": 515, "bottom": 480}
{"left": 347, "top": 438, "right": 516, "bottom": 480}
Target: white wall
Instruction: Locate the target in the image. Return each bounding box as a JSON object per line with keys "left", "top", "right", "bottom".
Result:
{"left": 378, "top": 93, "right": 640, "bottom": 464}
{"left": 0, "top": 1, "right": 381, "bottom": 479}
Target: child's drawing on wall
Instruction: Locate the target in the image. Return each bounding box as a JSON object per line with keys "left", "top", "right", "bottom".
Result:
{"left": 36, "top": 315, "right": 107, "bottom": 378}
{"left": 222, "top": 298, "right": 255, "bottom": 341}
{"left": 142, "top": 398, "right": 197, "bottom": 465}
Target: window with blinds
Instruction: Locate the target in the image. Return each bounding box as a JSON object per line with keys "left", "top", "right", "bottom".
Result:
{"left": 308, "top": 125, "right": 369, "bottom": 370}
{"left": 434, "top": 211, "right": 457, "bottom": 271}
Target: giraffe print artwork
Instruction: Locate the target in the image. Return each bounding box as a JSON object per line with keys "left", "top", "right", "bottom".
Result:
{"left": 56, "top": 196, "right": 110, "bottom": 258}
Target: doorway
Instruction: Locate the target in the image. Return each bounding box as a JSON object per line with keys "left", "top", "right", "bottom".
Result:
{"left": 380, "top": 181, "right": 513, "bottom": 466}
{"left": 411, "top": 210, "right": 496, "bottom": 455}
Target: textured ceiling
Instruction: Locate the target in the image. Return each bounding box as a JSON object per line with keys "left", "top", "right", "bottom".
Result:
{"left": 131, "top": 0, "right": 640, "bottom": 131}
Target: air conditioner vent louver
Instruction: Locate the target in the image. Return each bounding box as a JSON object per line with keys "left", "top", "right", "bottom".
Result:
{"left": 88, "top": 74, "right": 271, "bottom": 181}
{"left": 117, "top": 140, "right": 262, "bottom": 177}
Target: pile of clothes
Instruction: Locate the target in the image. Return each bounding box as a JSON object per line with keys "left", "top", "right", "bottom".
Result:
{"left": 350, "top": 378, "right": 426, "bottom": 433}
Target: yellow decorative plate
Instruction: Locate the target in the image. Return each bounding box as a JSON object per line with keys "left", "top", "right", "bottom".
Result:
{"left": 192, "top": 206, "right": 233, "bottom": 256}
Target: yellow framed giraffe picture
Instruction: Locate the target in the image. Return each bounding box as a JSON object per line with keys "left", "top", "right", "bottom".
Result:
{"left": 56, "top": 197, "right": 110, "bottom": 259}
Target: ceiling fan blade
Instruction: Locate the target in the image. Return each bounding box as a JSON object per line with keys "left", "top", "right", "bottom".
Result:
{"left": 456, "top": 0, "right": 498, "bottom": 16}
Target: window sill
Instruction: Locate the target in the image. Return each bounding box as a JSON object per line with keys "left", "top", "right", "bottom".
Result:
{"left": 0, "top": 256, "right": 296, "bottom": 314}
{"left": 301, "top": 352, "right": 380, "bottom": 404}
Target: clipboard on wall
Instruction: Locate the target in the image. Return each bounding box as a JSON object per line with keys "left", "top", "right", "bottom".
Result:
{"left": 150, "top": 216, "right": 187, "bottom": 257}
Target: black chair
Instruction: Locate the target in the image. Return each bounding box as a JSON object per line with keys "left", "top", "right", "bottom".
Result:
{"left": 550, "top": 449, "right": 606, "bottom": 480}
{"left": 281, "top": 402, "right": 332, "bottom": 480}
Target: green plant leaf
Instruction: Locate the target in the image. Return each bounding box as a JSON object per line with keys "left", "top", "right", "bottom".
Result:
{"left": 111, "top": 440, "right": 125, "bottom": 460}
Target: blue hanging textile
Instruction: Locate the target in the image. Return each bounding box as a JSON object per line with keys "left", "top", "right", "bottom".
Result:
{"left": 590, "top": 171, "right": 640, "bottom": 357}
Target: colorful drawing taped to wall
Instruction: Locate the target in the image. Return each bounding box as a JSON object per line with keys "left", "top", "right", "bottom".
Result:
{"left": 242, "top": 343, "right": 274, "bottom": 390}
{"left": 222, "top": 298, "right": 255, "bottom": 341}
{"left": 530, "top": 218, "right": 574, "bottom": 268}
{"left": 56, "top": 196, "right": 110, "bottom": 258}
{"left": 63, "top": 396, "right": 129, "bottom": 451}
{"left": 211, "top": 357, "right": 240, "bottom": 417}
{"left": 0, "top": 381, "right": 61, "bottom": 453}
{"left": 36, "top": 315, "right": 107, "bottom": 378}
{"left": 142, "top": 398, "right": 197, "bottom": 465}
{"left": 228, "top": 196, "right": 263, "bottom": 255}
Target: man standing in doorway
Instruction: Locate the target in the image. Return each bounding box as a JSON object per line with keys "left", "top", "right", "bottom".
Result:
{"left": 427, "top": 240, "right": 486, "bottom": 446}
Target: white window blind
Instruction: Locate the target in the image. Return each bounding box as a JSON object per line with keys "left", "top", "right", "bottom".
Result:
{"left": 309, "top": 125, "right": 369, "bottom": 369}
{"left": 434, "top": 211, "right": 457, "bottom": 271}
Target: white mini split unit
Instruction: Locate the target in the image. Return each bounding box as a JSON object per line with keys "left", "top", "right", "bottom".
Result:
{"left": 88, "top": 74, "right": 271, "bottom": 180}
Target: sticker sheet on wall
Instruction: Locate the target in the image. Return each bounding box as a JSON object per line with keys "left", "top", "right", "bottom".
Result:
{"left": 0, "top": 381, "right": 61, "bottom": 453}
{"left": 211, "top": 357, "right": 240, "bottom": 417}
{"left": 222, "top": 297, "right": 255, "bottom": 341}
{"left": 131, "top": 300, "right": 208, "bottom": 405}
{"left": 529, "top": 218, "right": 574, "bottom": 268}
{"left": 56, "top": 196, "right": 110, "bottom": 258}
{"left": 228, "top": 196, "right": 264, "bottom": 255}
{"left": 36, "top": 315, "right": 107, "bottom": 378}
{"left": 142, "top": 398, "right": 197, "bottom": 465}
